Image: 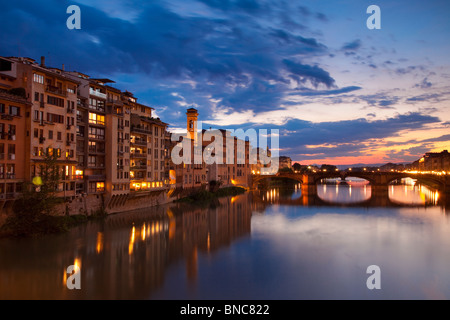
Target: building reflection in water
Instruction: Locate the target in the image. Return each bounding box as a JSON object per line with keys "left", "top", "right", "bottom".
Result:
{"left": 0, "top": 193, "right": 253, "bottom": 300}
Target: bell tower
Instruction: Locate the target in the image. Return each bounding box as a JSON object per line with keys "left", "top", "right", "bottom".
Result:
{"left": 186, "top": 108, "right": 198, "bottom": 142}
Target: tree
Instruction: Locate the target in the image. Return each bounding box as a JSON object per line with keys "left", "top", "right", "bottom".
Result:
{"left": 292, "top": 162, "right": 302, "bottom": 171}
{"left": 4, "top": 151, "right": 64, "bottom": 236}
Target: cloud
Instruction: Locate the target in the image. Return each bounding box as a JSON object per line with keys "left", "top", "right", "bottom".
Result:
{"left": 420, "top": 134, "right": 450, "bottom": 143}
{"left": 341, "top": 39, "right": 362, "bottom": 51}
{"left": 294, "top": 86, "right": 362, "bottom": 96}
{"left": 414, "top": 77, "right": 432, "bottom": 88}
{"left": 283, "top": 59, "right": 335, "bottom": 88}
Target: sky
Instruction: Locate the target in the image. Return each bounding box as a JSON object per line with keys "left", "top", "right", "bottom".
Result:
{"left": 1, "top": 0, "right": 449, "bottom": 166}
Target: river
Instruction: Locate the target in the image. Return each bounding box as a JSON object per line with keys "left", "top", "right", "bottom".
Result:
{"left": 1, "top": 180, "right": 449, "bottom": 299}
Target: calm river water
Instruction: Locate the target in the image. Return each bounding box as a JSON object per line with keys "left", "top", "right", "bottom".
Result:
{"left": 1, "top": 180, "right": 449, "bottom": 299}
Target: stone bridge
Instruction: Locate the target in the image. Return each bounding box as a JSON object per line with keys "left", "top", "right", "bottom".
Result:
{"left": 252, "top": 171, "right": 450, "bottom": 193}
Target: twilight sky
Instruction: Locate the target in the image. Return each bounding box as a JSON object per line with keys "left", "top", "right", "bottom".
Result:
{"left": 1, "top": 0, "right": 449, "bottom": 165}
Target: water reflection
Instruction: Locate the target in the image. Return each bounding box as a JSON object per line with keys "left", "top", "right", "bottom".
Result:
{"left": 0, "top": 183, "right": 449, "bottom": 300}
{"left": 0, "top": 196, "right": 252, "bottom": 299}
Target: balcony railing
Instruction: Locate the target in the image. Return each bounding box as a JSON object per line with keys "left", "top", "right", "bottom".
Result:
{"left": 88, "top": 147, "right": 105, "bottom": 154}
{"left": 46, "top": 85, "right": 67, "bottom": 97}
{"left": 86, "top": 174, "right": 106, "bottom": 180}
{"left": 89, "top": 88, "right": 107, "bottom": 99}
{"left": 131, "top": 165, "right": 147, "bottom": 170}
{"left": 130, "top": 152, "right": 146, "bottom": 158}
{"left": 131, "top": 139, "right": 147, "bottom": 146}
{"left": 131, "top": 126, "right": 152, "bottom": 135}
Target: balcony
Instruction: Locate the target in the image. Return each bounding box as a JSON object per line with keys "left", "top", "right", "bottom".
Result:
{"left": 131, "top": 164, "right": 147, "bottom": 170}
{"left": 7, "top": 154, "right": 16, "bottom": 160}
{"left": 88, "top": 147, "right": 105, "bottom": 154}
{"left": 1, "top": 114, "right": 13, "bottom": 121}
{"left": 131, "top": 126, "right": 152, "bottom": 135}
{"left": 67, "top": 108, "right": 74, "bottom": 114}
{"left": 88, "top": 104, "right": 105, "bottom": 113}
{"left": 131, "top": 139, "right": 147, "bottom": 146}
{"left": 39, "top": 136, "right": 45, "bottom": 144}
{"left": 5, "top": 173, "right": 16, "bottom": 179}
{"left": 66, "top": 141, "right": 71, "bottom": 147}
{"left": 86, "top": 174, "right": 106, "bottom": 181}
{"left": 89, "top": 88, "right": 107, "bottom": 99}
{"left": 46, "top": 85, "right": 67, "bottom": 97}
{"left": 130, "top": 152, "right": 146, "bottom": 159}
{"left": 77, "top": 101, "right": 88, "bottom": 109}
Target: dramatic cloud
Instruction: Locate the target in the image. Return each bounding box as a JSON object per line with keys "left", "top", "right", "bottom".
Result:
{"left": 1, "top": 0, "right": 449, "bottom": 164}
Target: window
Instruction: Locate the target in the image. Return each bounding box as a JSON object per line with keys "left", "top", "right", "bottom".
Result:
{"left": 7, "top": 144, "right": 15, "bottom": 159}
{"left": 47, "top": 113, "right": 64, "bottom": 124}
{"left": 57, "top": 131, "right": 62, "bottom": 141}
{"left": 7, "top": 125, "right": 15, "bottom": 140}
{"left": 88, "top": 127, "right": 105, "bottom": 140}
{"left": 89, "top": 113, "right": 105, "bottom": 125}
{"left": 88, "top": 156, "right": 96, "bottom": 167}
{"left": 9, "top": 106, "right": 20, "bottom": 117}
{"left": 48, "top": 130, "right": 53, "bottom": 140}
{"left": 47, "top": 95, "right": 64, "bottom": 107}
{"left": 77, "top": 126, "right": 85, "bottom": 137}
{"left": 0, "top": 103, "right": 5, "bottom": 114}
{"left": 33, "top": 73, "right": 44, "bottom": 84}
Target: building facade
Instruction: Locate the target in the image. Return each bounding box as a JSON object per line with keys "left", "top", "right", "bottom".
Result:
{"left": 0, "top": 55, "right": 170, "bottom": 214}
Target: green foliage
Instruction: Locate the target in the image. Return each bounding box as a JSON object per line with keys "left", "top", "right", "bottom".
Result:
{"left": 278, "top": 167, "right": 294, "bottom": 173}
{"left": 176, "top": 186, "right": 246, "bottom": 203}
{"left": 1, "top": 151, "right": 66, "bottom": 237}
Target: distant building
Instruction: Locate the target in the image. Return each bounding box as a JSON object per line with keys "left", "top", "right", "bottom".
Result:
{"left": 279, "top": 156, "right": 292, "bottom": 170}
{"left": 168, "top": 108, "right": 252, "bottom": 189}
{"left": 379, "top": 163, "right": 405, "bottom": 172}
{"left": 419, "top": 150, "right": 450, "bottom": 171}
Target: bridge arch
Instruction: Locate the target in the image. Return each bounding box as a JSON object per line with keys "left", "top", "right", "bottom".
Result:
{"left": 311, "top": 172, "right": 376, "bottom": 185}
{"left": 386, "top": 175, "right": 445, "bottom": 189}
{"left": 252, "top": 173, "right": 303, "bottom": 185}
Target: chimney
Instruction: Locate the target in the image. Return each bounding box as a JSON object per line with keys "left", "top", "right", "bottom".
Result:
{"left": 62, "top": 64, "right": 65, "bottom": 71}
{"left": 40, "top": 56, "right": 45, "bottom": 67}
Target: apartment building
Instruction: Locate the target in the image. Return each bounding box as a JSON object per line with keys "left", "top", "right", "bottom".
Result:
{"left": 0, "top": 55, "right": 170, "bottom": 213}
{"left": 0, "top": 56, "right": 79, "bottom": 204}
{"left": 128, "top": 92, "right": 168, "bottom": 192}
{"left": 419, "top": 150, "right": 450, "bottom": 172}
{"left": 0, "top": 89, "right": 31, "bottom": 207}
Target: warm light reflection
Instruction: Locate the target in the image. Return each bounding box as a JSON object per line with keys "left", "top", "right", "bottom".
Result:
{"left": 129, "top": 226, "right": 135, "bottom": 255}
{"left": 141, "top": 224, "right": 146, "bottom": 241}
{"left": 389, "top": 183, "right": 440, "bottom": 206}
{"left": 74, "top": 258, "right": 81, "bottom": 270}
{"left": 96, "top": 232, "right": 104, "bottom": 254}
